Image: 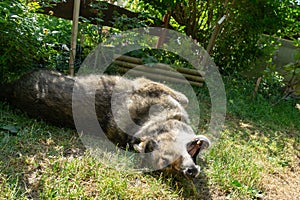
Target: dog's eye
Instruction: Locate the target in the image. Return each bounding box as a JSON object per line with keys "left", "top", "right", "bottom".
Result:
{"left": 161, "top": 158, "right": 169, "bottom": 167}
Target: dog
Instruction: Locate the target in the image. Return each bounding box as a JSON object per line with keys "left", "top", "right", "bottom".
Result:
{"left": 0, "top": 69, "right": 210, "bottom": 178}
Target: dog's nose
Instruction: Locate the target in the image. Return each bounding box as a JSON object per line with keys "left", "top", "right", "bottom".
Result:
{"left": 184, "top": 166, "right": 199, "bottom": 178}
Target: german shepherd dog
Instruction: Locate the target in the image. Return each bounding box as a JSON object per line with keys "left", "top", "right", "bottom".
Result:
{"left": 0, "top": 69, "right": 210, "bottom": 178}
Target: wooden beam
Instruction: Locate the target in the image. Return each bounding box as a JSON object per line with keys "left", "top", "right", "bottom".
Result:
{"left": 112, "top": 54, "right": 205, "bottom": 87}
{"left": 117, "top": 67, "right": 203, "bottom": 87}
{"left": 114, "top": 60, "right": 204, "bottom": 83}
{"left": 39, "top": 0, "right": 170, "bottom": 30}
{"left": 113, "top": 54, "right": 205, "bottom": 77}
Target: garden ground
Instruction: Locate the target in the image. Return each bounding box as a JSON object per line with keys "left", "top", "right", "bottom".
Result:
{"left": 0, "top": 79, "right": 299, "bottom": 199}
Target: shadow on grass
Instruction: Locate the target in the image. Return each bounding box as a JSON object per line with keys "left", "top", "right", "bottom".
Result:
{"left": 0, "top": 119, "right": 85, "bottom": 198}
{"left": 0, "top": 102, "right": 213, "bottom": 199}
{"left": 149, "top": 157, "right": 212, "bottom": 200}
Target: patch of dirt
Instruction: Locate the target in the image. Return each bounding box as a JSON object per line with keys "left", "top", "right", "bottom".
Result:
{"left": 209, "top": 189, "right": 228, "bottom": 200}
{"left": 261, "top": 166, "right": 300, "bottom": 200}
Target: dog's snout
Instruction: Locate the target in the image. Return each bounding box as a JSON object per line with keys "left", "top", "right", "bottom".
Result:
{"left": 184, "top": 166, "right": 200, "bottom": 178}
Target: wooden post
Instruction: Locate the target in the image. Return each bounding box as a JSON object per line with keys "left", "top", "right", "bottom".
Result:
{"left": 69, "top": 0, "right": 81, "bottom": 76}
{"left": 206, "top": 0, "right": 235, "bottom": 55}
{"left": 253, "top": 77, "right": 262, "bottom": 98}
{"left": 156, "top": 11, "right": 170, "bottom": 48}
{"left": 206, "top": 16, "right": 224, "bottom": 55}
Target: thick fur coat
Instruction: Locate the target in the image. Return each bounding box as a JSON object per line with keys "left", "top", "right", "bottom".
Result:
{"left": 0, "top": 69, "right": 210, "bottom": 178}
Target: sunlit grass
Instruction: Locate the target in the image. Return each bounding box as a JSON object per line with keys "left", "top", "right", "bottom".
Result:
{"left": 0, "top": 77, "right": 299, "bottom": 199}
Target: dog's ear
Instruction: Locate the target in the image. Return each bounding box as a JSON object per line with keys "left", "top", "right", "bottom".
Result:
{"left": 133, "top": 78, "right": 189, "bottom": 107}
{"left": 134, "top": 140, "right": 158, "bottom": 153}
{"left": 151, "top": 82, "right": 189, "bottom": 107}
{"left": 186, "top": 135, "right": 211, "bottom": 163}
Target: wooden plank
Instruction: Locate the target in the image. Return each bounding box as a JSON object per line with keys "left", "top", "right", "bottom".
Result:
{"left": 117, "top": 67, "right": 203, "bottom": 87}
{"left": 114, "top": 60, "right": 204, "bottom": 83}
{"left": 154, "top": 63, "right": 205, "bottom": 77}
{"left": 113, "top": 54, "right": 205, "bottom": 77}
{"left": 39, "top": 1, "right": 171, "bottom": 30}
{"left": 113, "top": 54, "right": 143, "bottom": 65}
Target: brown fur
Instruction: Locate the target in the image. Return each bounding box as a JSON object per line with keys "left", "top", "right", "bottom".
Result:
{"left": 0, "top": 69, "right": 210, "bottom": 178}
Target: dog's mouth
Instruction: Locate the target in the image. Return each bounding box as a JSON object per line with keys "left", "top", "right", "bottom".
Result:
{"left": 186, "top": 138, "right": 205, "bottom": 164}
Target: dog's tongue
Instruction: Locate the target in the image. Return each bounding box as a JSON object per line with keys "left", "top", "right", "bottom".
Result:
{"left": 187, "top": 139, "right": 203, "bottom": 164}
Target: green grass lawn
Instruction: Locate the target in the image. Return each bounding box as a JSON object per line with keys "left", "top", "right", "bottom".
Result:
{"left": 0, "top": 79, "right": 299, "bottom": 199}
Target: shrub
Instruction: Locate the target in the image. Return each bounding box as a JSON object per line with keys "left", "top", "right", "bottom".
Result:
{"left": 0, "top": 0, "right": 72, "bottom": 83}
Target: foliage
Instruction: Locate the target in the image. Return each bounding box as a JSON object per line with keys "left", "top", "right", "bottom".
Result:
{"left": 213, "top": 0, "right": 284, "bottom": 73}
{"left": 225, "top": 76, "right": 300, "bottom": 125}
{"left": 0, "top": 0, "right": 41, "bottom": 82}
{"left": 127, "top": 0, "right": 299, "bottom": 74}
{"left": 280, "top": 1, "right": 300, "bottom": 40}
{"left": 126, "top": 48, "right": 193, "bottom": 68}
{"left": 0, "top": 0, "right": 72, "bottom": 83}
{"left": 264, "top": 0, "right": 300, "bottom": 99}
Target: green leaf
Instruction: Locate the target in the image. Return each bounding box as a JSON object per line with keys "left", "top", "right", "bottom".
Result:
{"left": 284, "top": 63, "right": 296, "bottom": 71}
{"left": 232, "top": 179, "right": 242, "bottom": 187}
{"left": 1, "top": 125, "right": 20, "bottom": 134}
{"left": 279, "top": 160, "right": 289, "bottom": 167}
{"left": 141, "top": 55, "right": 158, "bottom": 65}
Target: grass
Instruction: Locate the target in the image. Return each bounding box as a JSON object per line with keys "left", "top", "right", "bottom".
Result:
{"left": 0, "top": 78, "right": 299, "bottom": 199}
{"left": 203, "top": 77, "right": 300, "bottom": 199}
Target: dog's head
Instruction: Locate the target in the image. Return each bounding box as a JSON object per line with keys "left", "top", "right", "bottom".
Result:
{"left": 133, "top": 120, "right": 211, "bottom": 178}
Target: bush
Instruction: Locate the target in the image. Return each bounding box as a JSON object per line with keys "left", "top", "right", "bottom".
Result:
{"left": 0, "top": 1, "right": 40, "bottom": 82}
{"left": 0, "top": 0, "right": 72, "bottom": 83}
{"left": 127, "top": 0, "right": 299, "bottom": 74}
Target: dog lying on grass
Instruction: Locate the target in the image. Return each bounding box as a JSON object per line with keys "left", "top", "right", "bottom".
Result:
{"left": 0, "top": 69, "right": 210, "bottom": 178}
